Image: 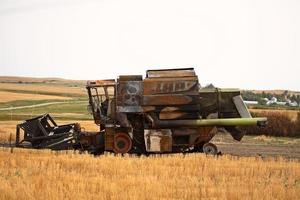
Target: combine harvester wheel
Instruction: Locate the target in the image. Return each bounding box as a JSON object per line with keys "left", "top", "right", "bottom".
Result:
{"left": 203, "top": 143, "right": 218, "bottom": 155}
{"left": 113, "top": 133, "right": 132, "bottom": 154}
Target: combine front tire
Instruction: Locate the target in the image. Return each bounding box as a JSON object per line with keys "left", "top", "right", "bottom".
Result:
{"left": 113, "top": 133, "right": 132, "bottom": 154}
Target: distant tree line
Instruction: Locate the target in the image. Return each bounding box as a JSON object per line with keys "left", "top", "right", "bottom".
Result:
{"left": 241, "top": 90, "right": 300, "bottom": 105}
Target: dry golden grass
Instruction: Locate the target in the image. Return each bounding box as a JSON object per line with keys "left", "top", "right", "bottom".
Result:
{"left": 0, "top": 83, "right": 85, "bottom": 95}
{"left": 0, "top": 121, "right": 16, "bottom": 142}
{"left": 0, "top": 91, "right": 72, "bottom": 103}
{"left": 250, "top": 108, "right": 299, "bottom": 121}
{"left": 0, "top": 120, "right": 98, "bottom": 143}
{"left": 0, "top": 148, "right": 299, "bottom": 200}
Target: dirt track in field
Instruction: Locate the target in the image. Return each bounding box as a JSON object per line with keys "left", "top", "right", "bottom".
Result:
{"left": 215, "top": 142, "right": 300, "bottom": 160}
{"left": 212, "top": 133, "right": 300, "bottom": 160}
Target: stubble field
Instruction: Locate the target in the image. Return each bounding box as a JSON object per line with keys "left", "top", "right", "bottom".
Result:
{"left": 0, "top": 77, "right": 300, "bottom": 199}
{"left": 0, "top": 148, "right": 300, "bottom": 200}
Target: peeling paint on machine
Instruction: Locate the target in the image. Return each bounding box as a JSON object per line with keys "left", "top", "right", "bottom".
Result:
{"left": 144, "top": 129, "right": 172, "bottom": 152}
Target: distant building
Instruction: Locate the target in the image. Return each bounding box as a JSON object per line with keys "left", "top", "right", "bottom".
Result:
{"left": 266, "top": 97, "right": 277, "bottom": 105}
{"left": 263, "top": 98, "right": 269, "bottom": 102}
{"left": 288, "top": 101, "right": 298, "bottom": 107}
{"left": 244, "top": 100, "right": 258, "bottom": 105}
{"left": 276, "top": 102, "right": 287, "bottom": 106}
{"left": 262, "top": 97, "right": 298, "bottom": 107}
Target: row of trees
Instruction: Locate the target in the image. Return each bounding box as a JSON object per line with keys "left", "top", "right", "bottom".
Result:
{"left": 241, "top": 90, "right": 300, "bottom": 105}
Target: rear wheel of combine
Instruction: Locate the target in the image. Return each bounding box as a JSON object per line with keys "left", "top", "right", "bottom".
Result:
{"left": 203, "top": 143, "right": 218, "bottom": 155}
{"left": 113, "top": 133, "right": 132, "bottom": 154}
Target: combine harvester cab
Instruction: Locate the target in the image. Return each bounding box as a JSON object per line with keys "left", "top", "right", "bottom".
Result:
{"left": 86, "top": 68, "right": 267, "bottom": 155}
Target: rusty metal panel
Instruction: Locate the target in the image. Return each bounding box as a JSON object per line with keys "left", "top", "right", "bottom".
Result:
{"left": 144, "top": 129, "right": 172, "bottom": 152}
{"left": 79, "top": 132, "right": 104, "bottom": 147}
{"left": 117, "top": 79, "right": 143, "bottom": 113}
{"left": 117, "top": 81, "right": 143, "bottom": 106}
{"left": 218, "top": 89, "right": 241, "bottom": 118}
{"left": 104, "top": 126, "right": 115, "bottom": 150}
{"left": 87, "top": 79, "right": 115, "bottom": 87}
{"left": 157, "top": 105, "right": 200, "bottom": 120}
{"left": 196, "top": 127, "right": 217, "bottom": 143}
{"left": 198, "top": 89, "right": 218, "bottom": 118}
{"left": 159, "top": 111, "right": 187, "bottom": 120}
{"left": 159, "top": 111, "right": 199, "bottom": 120}
{"left": 146, "top": 68, "right": 196, "bottom": 78}
{"left": 233, "top": 95, "right": 252, "bottom": 118}
{"left": 143, "top": 105, "right": 200, "bottom": 113}
{"left": 119, "top": 75, "right": 143, "bottom": 81}
{"left": 143, "top": 77, "right": 199, "bottom": 95}
{"left": 142, "top": 106, "right": 156, "bottom": 112}
{"left": 160, "top": 105, "right": 200, "bottom": 112}
{"left": 143, "top": 94, "right": 199, "bottom": 106}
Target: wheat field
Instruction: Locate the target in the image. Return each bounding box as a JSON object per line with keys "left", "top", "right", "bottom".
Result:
{"left": 0, "top": 83, "right": 85, "bottom": 96}
{"left": 0, "top": 148, "right": 299, "bottom": 200}
{"left": 250, "top": 108, "right": 299, "bottom": 121}
{"left": 0, "top": 91, "right": 72, "bottom": 103}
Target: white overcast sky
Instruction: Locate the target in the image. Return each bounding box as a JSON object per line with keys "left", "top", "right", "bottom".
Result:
{"left": 0, "top": 0, "right": 299, "bottom": 90}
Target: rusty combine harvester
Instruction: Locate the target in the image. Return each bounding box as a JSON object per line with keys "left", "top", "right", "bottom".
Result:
{"left": 85, "top": 68, "right": 267, "bottom": 154}
{"left": 15, "top": 68, "right": 266, "bottom": 155}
